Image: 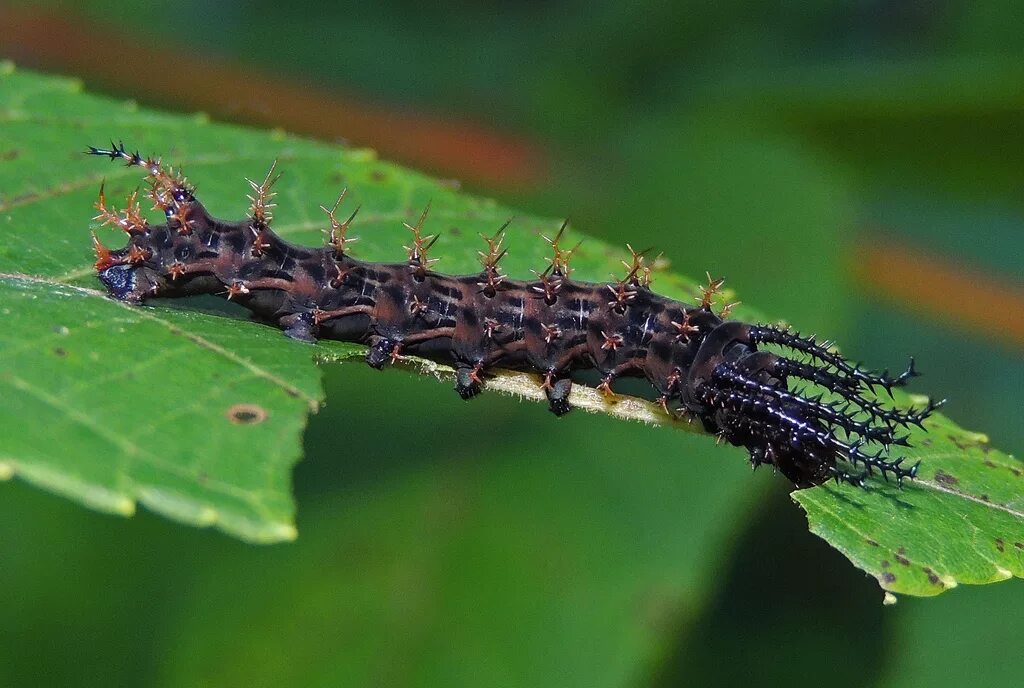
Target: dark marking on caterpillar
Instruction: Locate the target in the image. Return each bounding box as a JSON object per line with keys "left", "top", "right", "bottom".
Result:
{"left": 85, "top": 142, "right": 945, "bottom": 489}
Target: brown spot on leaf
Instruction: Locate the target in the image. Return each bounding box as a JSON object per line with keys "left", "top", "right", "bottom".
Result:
{"left": 53, "top": 347, "right": 66, "bottom": 358}
{"left": 1014, "top": 542, "right": 1024, "bottom": 551}
{"left": 922, "top": 567, "right": 942, "bottom": 586}
{"left": 370, "top": 169, "right": 387, "bottom": 182}
{"left": 981, "top": 494, "right": 991, "bottom": 502}
{"left": 448, "top": 226, "right": 462, "bottom": 236}
{"left": 920, "top": 438, "right": 933, "bottom": 447}
{"left": 226, "top": 404, "right": 268, "bottom": 425}
{"left": 866, "top": 538, "right": 879, "bottom": 547}
{"left": 984, "top": 460, "right": 998, "bottom": 469}
{"left": 881, "top": 560, "right": 890, "bottom": 568}
{"left": 949, "top": 434, "right": 990, "bottom": 452}
{"left": 881, "top": 572, "right": 896, "bottom": 584}
{"left": 895, "top": 548, "right": 910, "bottom": 566}
{"left": 995, "top": 538, "right": 1005, "bottom": 552}
{"left": 1, "top": 149, "right": 19, "bottom": 161}
{"left": 934, "top": 470, "right": 959, "bottom": 487}
{"left": 1011, "top": 467, "right": 1022, "bottom": 477}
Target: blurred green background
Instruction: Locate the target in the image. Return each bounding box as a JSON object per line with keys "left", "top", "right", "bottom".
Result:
{"left": 2, "top": 1, "right": 1023, "bottom": 686}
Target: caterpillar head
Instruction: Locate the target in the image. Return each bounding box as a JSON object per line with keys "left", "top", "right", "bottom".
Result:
{"left": 97, "top": 262, "right": 144, "bottom": 302}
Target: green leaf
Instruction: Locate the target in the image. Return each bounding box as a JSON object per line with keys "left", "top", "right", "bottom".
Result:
{"left": 795, "top": 405, "right": 1024, "bottom": 599}
{"left": 0, "top": 275, "right": 318, "bottom": 541}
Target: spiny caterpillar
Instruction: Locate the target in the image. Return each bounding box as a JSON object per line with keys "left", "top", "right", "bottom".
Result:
{"left": 86, "top": 143, "right": 943, "bottom": 489}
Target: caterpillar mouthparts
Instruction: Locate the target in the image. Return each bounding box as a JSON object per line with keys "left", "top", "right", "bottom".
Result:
{"left": 87, "top": 142, "right": 943, "bottom": 489}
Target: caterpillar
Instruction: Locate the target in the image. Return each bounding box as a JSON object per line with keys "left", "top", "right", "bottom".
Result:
{"left": 86, "top": 143, "right": 943, "bottom": 489}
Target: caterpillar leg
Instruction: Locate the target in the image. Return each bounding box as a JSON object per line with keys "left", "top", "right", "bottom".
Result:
{"left": 595, "top": 358, "right": 645, "bottom": 400}
{"left": 366, "top": 336, "right": 401, "bottom": 369}
{"left": 454, "top": 363, "right": 483, "bottom": 400}
{"left": 542, "top": 371, "right": 573, "bottom": 417}
{"left": 279, "top": 311, "right": 318, "bottom": 343}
